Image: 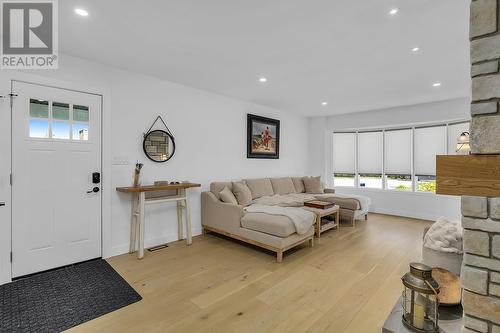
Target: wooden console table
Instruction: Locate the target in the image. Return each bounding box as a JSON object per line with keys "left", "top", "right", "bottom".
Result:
{"left": 116, "top": 183, "right": 201, "bottom": 259}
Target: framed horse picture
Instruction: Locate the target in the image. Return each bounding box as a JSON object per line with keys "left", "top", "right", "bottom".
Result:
{"left": 247, "top": 114, "right": 280, "bottom": 159}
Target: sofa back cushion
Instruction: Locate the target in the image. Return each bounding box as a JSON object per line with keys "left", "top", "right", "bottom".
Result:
{"left": 270, "top": 177, "right": 295, "bottom": 195}
{"left": 303, "top": 176, "right": 324, "bottom": 194}
{"left": 210, "top": 182, "right": 232, "bottom": 199}
{"left": 232, "top": 182, "right": 253, "bottom": 206}
{"left": 244, "top": 178, "right": 274, "bottom": 199}
{"left": 219, "top": 186, "right": 238, "bottom": 205}
{"left": 291, "top": 177, "right": 306, "bottom": 193}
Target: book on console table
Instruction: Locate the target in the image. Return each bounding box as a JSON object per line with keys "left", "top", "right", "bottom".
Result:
{"left": 304, "top": 200, "right": 335, "bottom": 209}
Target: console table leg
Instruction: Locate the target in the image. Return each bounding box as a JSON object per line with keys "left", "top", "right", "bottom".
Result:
{"left": 177, "top": 201, "right": 183, "bottom": 240}
{"left": 129, "top": 193, "right": 138, "bottom": 253}
{"left": 184, "top": 192, "right": 192, "bottom": 245}
{"left": 138, "top": 192, "right": 145, "bottom": 259}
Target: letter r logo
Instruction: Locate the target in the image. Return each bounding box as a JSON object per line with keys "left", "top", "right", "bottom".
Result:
{"left": 2, "top": 2, "right": 53, "bottom": 54}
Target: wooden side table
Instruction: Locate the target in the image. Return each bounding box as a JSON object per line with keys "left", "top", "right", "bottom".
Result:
{"left": 116, "top": 183, "right": 201, "bottom": 259}
{"left": 303, "top": 205, "right": 340, "bottom": 238}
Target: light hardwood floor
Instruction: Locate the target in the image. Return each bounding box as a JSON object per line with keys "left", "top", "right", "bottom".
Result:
{"left": 67, "top": 213, "right": 431, "bottom": 333}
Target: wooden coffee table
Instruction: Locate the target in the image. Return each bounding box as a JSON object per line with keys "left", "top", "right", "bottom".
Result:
{"left": 303, "top": 205, "right": 340, "bottom": 238}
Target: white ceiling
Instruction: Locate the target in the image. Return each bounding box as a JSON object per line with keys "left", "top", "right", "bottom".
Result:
{"left": 59, "top": 0, "right": 471, "bottom": 116}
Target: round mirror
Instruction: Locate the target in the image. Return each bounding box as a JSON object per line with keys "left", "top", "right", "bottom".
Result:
{"left": 143, "top": 130, "right": 176, "bottom": 163}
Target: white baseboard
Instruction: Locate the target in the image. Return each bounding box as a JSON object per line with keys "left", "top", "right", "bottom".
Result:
{"left": 369, "top": 208, "right": 438, "bottom": 222}
{"left": 106, "top": 228, "right": 203, "bottom": 258}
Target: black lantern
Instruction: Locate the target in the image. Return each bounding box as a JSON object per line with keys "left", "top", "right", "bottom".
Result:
{"left": 401, "top": 263, "right": 440, "bottom": 332}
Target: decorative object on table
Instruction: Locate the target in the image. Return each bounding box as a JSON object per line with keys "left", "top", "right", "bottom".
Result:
{"left": 133, "top": 162, "right": 143, "bottom": 187}
{"left": 455, "top": 131, "right": 470, "bottom": 155}
{"left": 154, "top": 181, "right": 169, "bottom": 186}
{"left": 304, "top": 200, "right": 335, "bottom": 209}
{"left": 143, "top": 115, "right": 176, "bottom": 163}
{"left": 247, "top": 113, "right": 280, "bottom": 159}
{"left": 431, "top": 268, "right": 461, "bottom": 306}
{"left": 401, "top": 262, "right": 440, "bottom": 333}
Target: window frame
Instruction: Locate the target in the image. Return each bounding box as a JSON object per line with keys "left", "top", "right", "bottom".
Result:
{"left": 332, "top": 120, "right": 470, "bottom": 195}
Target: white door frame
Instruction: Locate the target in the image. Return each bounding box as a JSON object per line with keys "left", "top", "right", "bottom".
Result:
{"left": 0, "top": 72, "right": 112, "bottom": 284}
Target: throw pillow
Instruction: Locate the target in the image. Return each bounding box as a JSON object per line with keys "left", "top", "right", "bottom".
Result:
{"left": 219, "top": 186, "right": 238, "bottom": 205}
{"left": 303, "top": 176, "right": 324, "bottom": 194}
{"left": 232, "top": 182, "right": 253, "bottom": 206}
{"left": 292, "top": 177, "right": 305, "bottom": 193}
{"left": 270, "top": 177, "right": 295, "bottom": 195}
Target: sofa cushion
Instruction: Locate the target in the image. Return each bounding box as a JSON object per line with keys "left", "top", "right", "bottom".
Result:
{"left": 303, "top": 176, "right": 324, "bottom": 194}
{"left": 210, "top": 182, "right": 232, "bottom": 199}
{"left": 232, "top": 182, "right": 253, "bottom": 206}
{"left": 241, "top": 212, "right": 296, "bottom": 238}
{"left": 219, "top": 186, "right": 238, "bottom": 205}
{"left": 317, "top": 195, "right": 360, "bottom": 210}
{"left": 270, "top": 177, "right": 295, "bottom": 195}
{"left": 291, "top": 177, "right": 305, "bottom": 193}
{"left": 244, "top": 178, "right": 274, "bottom": 199}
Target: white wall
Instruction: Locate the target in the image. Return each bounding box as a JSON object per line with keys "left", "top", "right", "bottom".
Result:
{"left": 308, "top": 98, "right": 470, "bottom": 222}
{"left": 0, "top": 54, "right": 309, "bottom": 284}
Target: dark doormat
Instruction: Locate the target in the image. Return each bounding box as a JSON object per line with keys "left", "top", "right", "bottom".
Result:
{"left": 0, "top": 259, "right": 142, "bottom": 333}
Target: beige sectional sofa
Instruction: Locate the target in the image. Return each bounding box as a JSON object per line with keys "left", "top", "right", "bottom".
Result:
{"left": 202, "top": 177, "right": 371, "bottom": 262}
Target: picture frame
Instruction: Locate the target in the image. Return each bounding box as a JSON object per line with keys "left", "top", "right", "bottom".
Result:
{"left": 247, "top": 114, "right": 280, "bottom": 159}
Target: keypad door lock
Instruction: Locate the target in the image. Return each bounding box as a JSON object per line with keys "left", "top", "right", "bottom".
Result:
{"left": 92, "top": 172, "right": 101, "bottom": 184}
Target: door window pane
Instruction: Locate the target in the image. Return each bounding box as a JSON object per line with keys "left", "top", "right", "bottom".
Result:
{"left": 30, "top": 99, "right": 49, "bottom": 118}
{"left": 52, "top": 102, "right": 70, "bottom": 120}
{"left": 52, "top": 122, "right": 70, "bottom": 140}
{"left": 73, "top": 124, "right": 89, "bottom": 141}
{"left": 29, "top": 119, "right": 49, "bottom": 138}
{"left": 73, "top": 105, "right": 89, "bottom": 122}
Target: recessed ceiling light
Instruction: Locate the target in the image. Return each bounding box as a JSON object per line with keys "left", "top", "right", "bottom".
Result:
{"left": 75, "top": 8, "right": 89, "bottom": 17}
{"left": 259, "top": 77, "right": 267, "bottom": 83}
{"left": 432, "top": 82, "right": 442, "bottom": 87}
{"left": 389, "top": 8, "right": 399, "bottom": 15}
{"left": 412, "top": 47, "right": 420, "bottom": 52}
{"left": 321, "top": 102, "right": 328, "bottom": 106}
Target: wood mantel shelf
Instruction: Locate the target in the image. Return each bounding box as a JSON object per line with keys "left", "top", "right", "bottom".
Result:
{"left": 436, "top": 155, "right": 500, "bottom": 197}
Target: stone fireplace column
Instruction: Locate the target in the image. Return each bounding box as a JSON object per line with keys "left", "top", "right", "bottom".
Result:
{"left": 462, "top": 0, "right": 500, "bottom": 332}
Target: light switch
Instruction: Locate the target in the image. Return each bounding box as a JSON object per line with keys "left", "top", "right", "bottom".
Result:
{"left": 112, "top": 156, "right": 130, "bottom": 165}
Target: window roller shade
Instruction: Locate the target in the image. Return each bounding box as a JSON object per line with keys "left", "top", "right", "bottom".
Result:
{"left": 384, "top": 129, "right": 412, "bottom": 175}
{"left": 358, "top": 131, "right": 383, "bottom": 174}
{"left": 415, "top": 126, "right": 446, "bottom": 176}
{"left": 333, "top": 132, "right": 356, "bottom": 174}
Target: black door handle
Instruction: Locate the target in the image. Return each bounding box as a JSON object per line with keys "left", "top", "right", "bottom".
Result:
{"left": 0, "top": 202, "right": 5, "bottom": 207}
{"left": 87, "top": 187, "right": 100, "bottom": 194}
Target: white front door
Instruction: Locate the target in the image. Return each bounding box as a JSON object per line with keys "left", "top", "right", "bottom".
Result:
{"left": 11, "top": 81, "right": 102, "bottom": 278}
